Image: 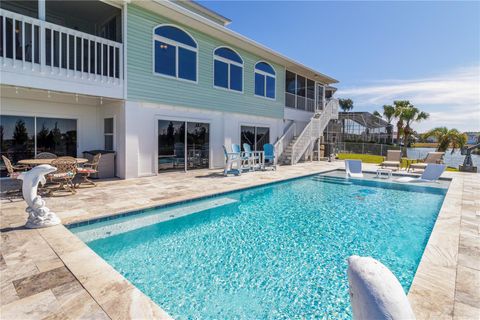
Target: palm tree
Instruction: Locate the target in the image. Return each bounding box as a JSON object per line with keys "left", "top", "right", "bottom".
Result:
{"left": 393, "top": 100, "right": 411, "bottom": 144}
{"left": 373, "top": 105, "right": 396, "bottom": 143}
{"left": 401, "top": 106, "right": 429, "bottom": 147}
{"left": 339, "top": 98, "right": 353, "bottom": 112}
{"left": 423, "top": 127, "right": 467, "bottom": 153}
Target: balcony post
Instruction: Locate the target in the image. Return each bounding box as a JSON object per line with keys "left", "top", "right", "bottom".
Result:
{"left": 38, "top": 0, "right": 46, "bottom": 72}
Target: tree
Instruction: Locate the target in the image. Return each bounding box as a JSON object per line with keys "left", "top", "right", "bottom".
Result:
{"left": 401, "top": 106, "right": 429, "bottom": 147}
{"left": 339, "top": 98, "right": 353, "bottom": 112}
{"left": 423, "top": 127, "right": 467, "bottom": 153}
{"left": 13, "top": 119, "right": 29, "bottom": 145}
{"left": 393, "top": 100, "right": 411, "bottom": 144}
{"left": 373, "top": 105, "right": 396, "bottom": 143}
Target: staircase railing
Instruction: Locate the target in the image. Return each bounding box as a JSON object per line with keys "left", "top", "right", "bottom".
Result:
{"left": 290, "top": 98, "right": 339, "bottom": 165}
{"left": 274, "top": 121, "right": 296, "bottom": 164}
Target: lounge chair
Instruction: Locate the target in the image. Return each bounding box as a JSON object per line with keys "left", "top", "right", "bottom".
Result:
{"left": 223, "top": 146, "right": 242, "bottom": 176}
{"left": 396, "top": 164, "right": 446, "bottom": 183}
{"left": 345, "top": 159, "right": 363, "bottom": 178}
{"left": 263, "top": 143, "right": 276, "bottom": 170}
{"left": 232, "top": 144, "right": 250, "bottom": 170}
{"left": 408, "top": 152, "right": 444, "bottom": 172}
{"left": 380, "top": 150, "right": 402, "bottom": 171}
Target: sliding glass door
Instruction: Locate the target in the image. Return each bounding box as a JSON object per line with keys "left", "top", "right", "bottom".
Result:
{"left": 0, "top": 115, "right": 77, "bottom": 177}
{"left": 158, "top": 120, "right": 209, "bottom": 172}
{"left": 240, "top": 126, "right": 270, "bottom": 151}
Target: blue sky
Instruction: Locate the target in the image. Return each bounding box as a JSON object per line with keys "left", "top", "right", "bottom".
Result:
{"left": 200, "top": 1, "right": 480, "bottom": 132}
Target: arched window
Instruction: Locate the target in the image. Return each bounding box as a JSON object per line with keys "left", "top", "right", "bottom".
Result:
{"left": 213, "top": 47, "right": 243, "bottom": 92}
{"left": 153, "top": 25, "right": 197, "bottom": 82}
{"left": 254, "top": 62, "right": 276, "bottom": 99}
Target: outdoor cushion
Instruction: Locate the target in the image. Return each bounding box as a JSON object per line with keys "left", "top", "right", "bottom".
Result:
{"left": 48, "top": 172, "right": 74, "bottom": 179}
{"left": 381, "top": 161, "right": 400, "bottom": 165}
{"left": 9, "top": 172, "right": 20, "bottom": 179}
{"left": 77, "top": 168, "right": 97, "bottom": 174}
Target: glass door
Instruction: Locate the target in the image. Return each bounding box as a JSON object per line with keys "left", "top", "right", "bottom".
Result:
{"left": 187, "top": 122, "right": 209, "bottom": 170}
{"left": 158, "top": 120, "right": 209, "bottom": 172}
{"left": 241, "top": 126, "right": 270, "bottom": 151}
{"left": 158, "top": 120, "right": 185, "bottom": 172}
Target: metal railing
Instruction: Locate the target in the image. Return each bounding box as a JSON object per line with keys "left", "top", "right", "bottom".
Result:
{"left": 0, "top": 9, "right": 123, "bottom": 84}
{"left": 335, "top": 142, "right": 404, "bottom": 157}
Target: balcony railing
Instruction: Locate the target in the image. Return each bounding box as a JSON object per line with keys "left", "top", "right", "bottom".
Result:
{"left": 285, "top": 92, "right": 315, "bottom": 112}
{"left": 0, "top": 9, "right": 122, "bottom": 86}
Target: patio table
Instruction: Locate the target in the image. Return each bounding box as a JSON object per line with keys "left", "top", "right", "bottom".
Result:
{"left": 18, "top": 158, "right": 89, "bottom": 166}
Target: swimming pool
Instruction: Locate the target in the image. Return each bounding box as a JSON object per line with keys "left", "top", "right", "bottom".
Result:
{"left": 70, "top": 172, "right": 448, "bottom": 319}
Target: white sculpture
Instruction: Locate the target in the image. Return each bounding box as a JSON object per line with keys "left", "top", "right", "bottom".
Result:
{"left": 18, "top": 165, "right": 61, "bottom": 228}
{"left": 347, "top": 255, "right": 415, "bottom": 320}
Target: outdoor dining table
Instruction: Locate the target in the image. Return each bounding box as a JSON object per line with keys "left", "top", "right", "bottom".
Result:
{"left": 18, "top": 158, "right": 89, "bottom": 166}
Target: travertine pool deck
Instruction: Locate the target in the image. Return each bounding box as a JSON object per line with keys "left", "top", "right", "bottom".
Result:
{"left": 0, "top": 161, "right": 478, "bottom": 319}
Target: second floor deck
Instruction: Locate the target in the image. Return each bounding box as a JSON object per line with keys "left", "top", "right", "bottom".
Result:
{"left": 0, "top": 0, "right": 123, "bottom": 99}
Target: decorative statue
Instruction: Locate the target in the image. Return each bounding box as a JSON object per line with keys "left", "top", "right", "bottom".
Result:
{"left": 347, "top": 255, "right": 415, "bottom": 320}
{"left": 18, "top": 165, "right": 61, "bottom": 228}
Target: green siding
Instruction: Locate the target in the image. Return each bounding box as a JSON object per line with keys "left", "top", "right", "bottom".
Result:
{"left": 126, "top": 4, "right": 285, "bottom": 119}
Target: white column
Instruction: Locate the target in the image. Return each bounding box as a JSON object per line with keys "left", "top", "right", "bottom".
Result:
{"left": 38, "top": 0, "right": 46, "bottom": 72}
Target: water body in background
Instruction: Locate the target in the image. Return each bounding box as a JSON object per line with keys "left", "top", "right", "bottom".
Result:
{"left": 407, "top": 147, "right": 479, "bottom": 168}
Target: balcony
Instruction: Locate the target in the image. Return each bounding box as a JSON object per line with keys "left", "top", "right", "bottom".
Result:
{"left": 0, "top": 4, "right": 123, "bottom": 99}
{"left": 285, "top": 92, "right": 315, "bottom": 112}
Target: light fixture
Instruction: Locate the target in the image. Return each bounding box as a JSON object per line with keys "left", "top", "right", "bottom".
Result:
{"left": 47, "top": 90, "right": 51, "bottom": 98}
{"left": 100, "top": 97, "right": 103, "bottom": 105}
{"left": 75, "top": 94, "right": 79, "bottom": 103}
{"left": 15, "top": 87, "right": 18, "bottom": 94}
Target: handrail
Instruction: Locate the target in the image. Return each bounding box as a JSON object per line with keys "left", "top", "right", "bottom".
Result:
{"left": 274, "top": 121, "right": 296, "bottom": 164}
{"left": 290, "top": 98, "right": 339, "bottom": 164}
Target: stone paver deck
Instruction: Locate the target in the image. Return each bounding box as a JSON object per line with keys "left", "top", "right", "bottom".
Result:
{"left": 0, "top": 161, "right": 478, "bottom": 319}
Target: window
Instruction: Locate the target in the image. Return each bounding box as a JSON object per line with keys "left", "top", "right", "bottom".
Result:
{"left": 254, "top": 62, "right": 276, "bottom": 99}
{"left": 153, "top": 25, "right": 197, "bottom": 82}
{"left": 241, "top": 126, "right": 270, "bottom": 151}
{"left": 285, "top": 70, "right": 317, "bottom": 111}
{"left": 0, "top": 115, "right": 77, "bottom": 177}
{"left": 104, "top": 118, "right": 114, "bottom": 150}
{"left": 214, "top": 47, "right": 243, "bottom": 92}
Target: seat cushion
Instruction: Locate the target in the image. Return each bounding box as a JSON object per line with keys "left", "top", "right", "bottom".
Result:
{"left": 48, "top": 172, "right": 75, "bottom": 179}
{"left": 9, "top": 172, "right": 20, "bottom": 179}
{"left": 77, "top": 168, "right": 97, "bottom": 174}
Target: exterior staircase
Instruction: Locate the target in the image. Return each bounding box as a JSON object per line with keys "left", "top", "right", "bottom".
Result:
{"left": 275, "top": 98, "right": 339, "bottom": 165}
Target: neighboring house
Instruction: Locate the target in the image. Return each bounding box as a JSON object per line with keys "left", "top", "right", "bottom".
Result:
{"left": 0, "top": 0, "right": 338, "bottom": 179}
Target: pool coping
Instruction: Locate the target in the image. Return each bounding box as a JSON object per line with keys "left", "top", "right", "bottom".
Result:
{"left": 30, "top": 166, "right": 463, "bottom": 319}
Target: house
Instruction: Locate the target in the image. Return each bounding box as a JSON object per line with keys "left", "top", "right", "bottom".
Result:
{"left": 0, "top": 0, "right": 339, "bottom": 179}
{"left": 465, "top": 132, "right": 480, "bottom": 145}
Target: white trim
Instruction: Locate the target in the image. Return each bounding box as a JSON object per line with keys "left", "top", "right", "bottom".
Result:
{"left": 254, "top": 61, "right": 276, "bottom": 101}
{"left": 151, "top": 24, "right": 199, "bottom": 84}
{"left": 212, "top": 46, "right": 244, "bottom": 93}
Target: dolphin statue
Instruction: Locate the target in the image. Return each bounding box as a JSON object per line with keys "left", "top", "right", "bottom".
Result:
{"left": 17, "top": 164, "right": 61, "bottom": 228}
{"left": 347, "top": 255, "right": 415, "bottom": 320}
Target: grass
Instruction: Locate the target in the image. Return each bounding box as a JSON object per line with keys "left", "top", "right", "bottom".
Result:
{"left": 411, "top": 142, "right": 438, "bottom": 148}
{"left": 337, "top": 153, "right": 459, "bottom": 171}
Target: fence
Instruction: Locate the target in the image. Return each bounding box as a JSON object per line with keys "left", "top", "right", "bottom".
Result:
{"left": 334, "top": 142, "right": 406, "bottom": 157}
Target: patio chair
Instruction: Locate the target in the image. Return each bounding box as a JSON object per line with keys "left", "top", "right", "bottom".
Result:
{"left": 380, "top": 150, "right": 401, "bottom": 171}
{"left": 396, "top": 164, "right": 446, "bottom": 183}
{"left": 263, "top": 143, "right": 276, "bottom": 170}
{"left": 243, "top": 143, "right": 260, "bottom": 170}
{"left": 76, "top": 153, "right": 101, "bottom": 187}
{"left": 35, "top": 152, "right": 57, "bottom": 159}
{"left": 223, "top": 146, "right": 242, "bottom": 176}
{"left": 231, "top": 144, "right": 250, "bottom": 171}
{"left": 408, "top": 152, "right": 444, "bottom": 172}
{"left": 1, "top": 155, "right": 29, "bottom": 192}
{"left": 345, "top": 159, "right": 363, "bottom": 178}
{"left": 48, "top": 158, "right": 77, "bottom": 194}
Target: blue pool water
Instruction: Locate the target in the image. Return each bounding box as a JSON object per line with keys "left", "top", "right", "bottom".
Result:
{"left": 71, "top": 173, "right": 447, "bottom": 319}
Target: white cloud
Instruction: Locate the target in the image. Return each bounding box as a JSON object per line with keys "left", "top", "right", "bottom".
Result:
{"left": 336, "top": 65, "right": 480, "bottom": 132}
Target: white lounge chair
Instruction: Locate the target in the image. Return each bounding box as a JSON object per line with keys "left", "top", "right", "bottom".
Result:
{"left": 396, "top": 164, "right": 446, "bottom": 183}
{"left": 345, "top": 159, "right": 363, "bottom": 178}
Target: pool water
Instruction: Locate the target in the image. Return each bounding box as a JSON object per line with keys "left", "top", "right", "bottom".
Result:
{"left": 71, "top": 173, "right": 447, "bottom": 319}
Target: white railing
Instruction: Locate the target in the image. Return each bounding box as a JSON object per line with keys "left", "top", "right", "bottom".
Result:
{"left": 274, "top": 121, "right": 296, "bottom": 164}
{"left": 290, "top": 98, "right": 339, "bottom": 165}
{"left": 0, "top": 9, "right": 123, "bottom": 85}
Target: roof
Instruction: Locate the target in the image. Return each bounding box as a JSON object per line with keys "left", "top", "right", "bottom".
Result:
{"left": 132, "top": 0, "right": 338, "bottom": 84}
{"left": 171, "top": 0, "right": 231, "bottom": 26}
{"left": 338, "top": 112, "right": 390, "bottom": 129}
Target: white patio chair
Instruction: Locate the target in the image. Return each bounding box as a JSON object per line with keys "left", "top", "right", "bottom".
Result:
{"left": 345, "top": 159, "right": 363, "bottom": 178}
{"left": 396, "top": 164, "right": 446, "bottom": 183}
